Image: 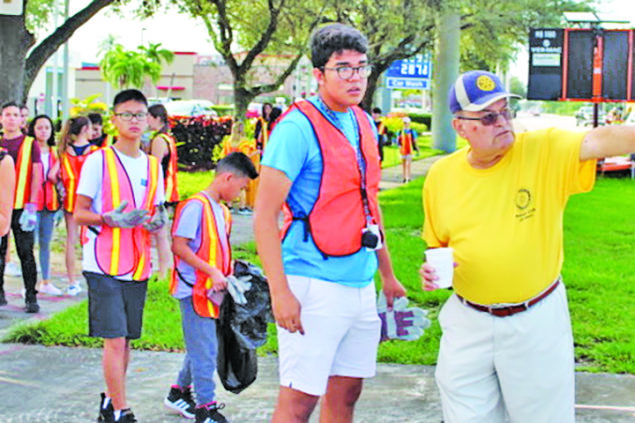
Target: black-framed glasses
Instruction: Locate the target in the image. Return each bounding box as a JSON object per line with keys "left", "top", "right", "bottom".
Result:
{"left": 321, "top": 64, "right": 373, "bottom": 80}
{"left": 114, "top": 112, "right": 148, "bottom": 121}
{"left": 456, "top": 108, "right": 514, "bottom": 126}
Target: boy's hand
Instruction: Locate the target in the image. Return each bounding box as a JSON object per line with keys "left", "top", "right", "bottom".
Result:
{"left": 142, "top": 204, "right": 168, "bottom": 232}
{"left": 102, "top": 201, "right": 149, "bottom": 228}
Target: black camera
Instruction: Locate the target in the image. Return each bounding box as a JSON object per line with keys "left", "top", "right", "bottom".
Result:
{"left": 361, "top": 224, "right": 382, "bottom": 250}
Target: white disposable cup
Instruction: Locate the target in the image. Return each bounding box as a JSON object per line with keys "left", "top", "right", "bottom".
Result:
{"left": 424, "top": 247, "right": 454, "bottom": 288}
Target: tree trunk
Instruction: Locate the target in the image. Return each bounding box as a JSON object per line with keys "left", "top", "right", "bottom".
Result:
{"left": 0, "top": 15, "right": 35, "bottom": 104}
{"left": 233, "top": 84, "right": 255, "bottom": 123}
{"left": 1, "top": 0, "right": 115, "bottom": 105}
{"left": 361, "top": 70, "right": 381, "bottom": 112}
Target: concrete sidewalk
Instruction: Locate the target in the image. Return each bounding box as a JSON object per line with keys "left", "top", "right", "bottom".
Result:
{"left": 0, "top": 343, "right": 633, "bottom": 422}
{"left": 1, "top": 156, "right": 634, "bottom": 422}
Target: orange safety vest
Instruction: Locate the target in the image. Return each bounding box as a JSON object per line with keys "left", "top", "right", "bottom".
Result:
{"left": 280, "top": 100, "right": 382, "bottom": 257}
{"left": 38, "top": 149, "right": 60, "bottom": 212}
{"left": 398, "top": 130, "right": 414, "bottom": 156}
{"left": 60, "top": 145, "right": 98, "bottom": 213}
{"left": 170, "top": 192, "right": 232, "bottom": 318}
{"left": 12, "top": 136, "right": 36, "bottom": 209}
{"left": 156, "top": 133, "right": 180, "bottom": 203}
{"left": 93, "top": 147, "right": 160, "bottom": 280}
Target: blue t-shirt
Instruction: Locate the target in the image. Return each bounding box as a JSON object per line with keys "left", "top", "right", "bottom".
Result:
{"left": 172, "top": 192, "right": 229, "bottom": 299}
{"left": 261, "top": 97, "right": 379, "bottom": 287}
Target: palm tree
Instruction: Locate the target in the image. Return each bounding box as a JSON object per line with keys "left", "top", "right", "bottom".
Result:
{"left": 98, "top": 43, "right": 162, "bottom": 89}
{"left": 138, "top": 42, "right": 175, "bottom": 68}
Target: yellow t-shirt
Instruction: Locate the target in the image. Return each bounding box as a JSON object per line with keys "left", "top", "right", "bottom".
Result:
{"left": 422, "top": 128, "right": 596, "bottom": 304}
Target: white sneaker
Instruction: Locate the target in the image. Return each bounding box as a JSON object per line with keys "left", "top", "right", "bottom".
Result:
{"left": 67, "top": 283, "right": 82, "bottom": 296}
{"left": 40, "top": 283, "right": 63, "bottom": 296}
{"left": 5, "top": 262, "right": 22, "bottom": 277}
{"left": 21, "top": 288, "right": 25, "bottom": 298}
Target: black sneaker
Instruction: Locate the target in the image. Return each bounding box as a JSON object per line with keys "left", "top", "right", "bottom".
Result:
{"left": 115, "top": 408, "right": 137, "bottom": 422}
{"left": 195, "top": 403, "right": 229, "bottom": 423}
{"left": 25, "top": 300, "right": 39, "bottom": 313}
{"left": 164, "top": 385, "right": 196, "bottom": 418}
{"left": 97, "top": 393, "right": 114, "bottom": 422}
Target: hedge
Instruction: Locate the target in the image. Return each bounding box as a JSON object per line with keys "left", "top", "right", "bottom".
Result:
{"left": 169, "top": 115, "right": 233, "bottom": 171}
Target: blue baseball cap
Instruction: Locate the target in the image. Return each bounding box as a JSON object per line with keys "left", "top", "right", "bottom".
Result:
{"left": 448, "top": 70, "right": 520, "bottom": 113}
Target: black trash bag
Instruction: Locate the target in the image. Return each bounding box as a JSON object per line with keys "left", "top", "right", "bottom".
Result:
{"left": 216, "top": 260, "right": 274, "bottom": 394}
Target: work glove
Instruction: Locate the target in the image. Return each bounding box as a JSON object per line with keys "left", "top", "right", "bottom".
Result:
{"left": 377, "top": 292, "right": 430, "bottom": 342}
{"left": 19, "top": 203, "right": 38, "bottom": 232}
{"left": 55, "top": 180, "right": 66, "bottom": 200}
{"left": 102, "top": 201, "right": 149, "bottom": 228}
{"left": 142, "top": 204, "right": 168, "bottom": 232}
{"left": 225, "top": 274, "right": 252, "bottom": 305}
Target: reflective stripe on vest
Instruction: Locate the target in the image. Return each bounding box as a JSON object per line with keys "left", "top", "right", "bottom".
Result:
{"left": 170, "top": 193, "right": 232, "bottom": 318}
{"left": 41, "top": 150, "right": 60, "bottom": 211}
{"left": 399, "top": 131, "right": 413, "bottom": 156}
{"left": 13, "top": 136, "right": 34, "bottom": 209}
{"left": 257, "top": 116, "right": 269, "bottom": 153}
{"left": 280, "top": 100, "right": 382, "bottom": 257}
{"left": 157, "top": 133, "right": 180, "bottom": 203}
{"left": 94, "top": 147, "right": 160, "bottom": 280}
{"left": 61, "top": 145, "right": 97, "bottom": 212}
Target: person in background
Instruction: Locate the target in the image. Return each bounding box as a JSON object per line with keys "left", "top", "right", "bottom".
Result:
{"left": 20, "top": 104, "right": 30, "bottom": 133}
{"left": 397, "top": 117, "right": 419, "bottom": 183}
{"left": 254, "top": 23, "right": 406, "bottom": 423}
{"left": 254, "top": 102, "right": 273, "bottom": 157}
{"left": 0, "top": 101, "right": 43, "bottom": 313}
{"left": 74, "top": 89, "right": 166, "bottom": 423}
{"left": 420, "top": 70, "right": 635, "bottom": 423}
{"left": 371, "top": 107, "right": 387, "bottom": 163}
{"left": 28, "top": 115, "right": 63, "bottom": 296}
{"left": 59, "top": 116, "right": 97, "bottom": 296}
{"left": 0, "top": 147, "right": 15, "bottom": 236}
{"left": 89, "top": 112, "right": 115, "bottom": 148}
{"left": 147, "top": 104, "right": 179, "bottom": 278}
{"left": 164, "top": 152, "right": 257, "bottom": 423}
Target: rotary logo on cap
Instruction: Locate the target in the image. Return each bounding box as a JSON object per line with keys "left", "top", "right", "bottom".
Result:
{"left": 476, "top": 75, "right": 496, "bottom": 91}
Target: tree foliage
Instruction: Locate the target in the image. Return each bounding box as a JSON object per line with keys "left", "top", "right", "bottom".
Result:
{"left": 98, "top": 42, "right": 173, "bottom": 89}
{"left": 457, "top": 0, "right": 595, "bottom": 72}
{"left": 0, "top": 0, "right": 118, "bottom": 104}
{"left": 335, "top": 0, "right": 439, "bottom": 110}
{"left": 177, "top": 0, "right": 328, "bottom": 120}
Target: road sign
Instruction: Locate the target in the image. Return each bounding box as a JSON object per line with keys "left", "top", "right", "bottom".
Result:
{"left": 0, "top": 0, "right": 23, "bottom": 15}
{"left": 386, "top": 78, "right": 429, "bottom": 89}
{"left": 385, "top": 54, "right": 432, "bottom": 89}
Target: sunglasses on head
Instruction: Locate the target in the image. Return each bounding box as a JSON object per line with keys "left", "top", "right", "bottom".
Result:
{"left": 456, "top": 108, "right": 513, "bottom": 126}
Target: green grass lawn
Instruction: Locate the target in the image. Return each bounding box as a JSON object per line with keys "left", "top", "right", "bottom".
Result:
{"left": 5, "top": 175, "right": 633, "bottom": 374}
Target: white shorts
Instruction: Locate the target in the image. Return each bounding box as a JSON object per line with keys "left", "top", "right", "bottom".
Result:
{"left": 277, "top": 275, "right": 381, "bottom": 396}
{"left": 435, "top": 282, "right": 574, "bottom": 423}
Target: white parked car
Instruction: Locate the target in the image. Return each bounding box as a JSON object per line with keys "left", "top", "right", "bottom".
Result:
{"left": 164, "top": 99, "right": 218, "bottom": 118}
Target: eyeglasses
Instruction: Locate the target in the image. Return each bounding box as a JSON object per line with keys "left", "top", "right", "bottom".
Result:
{"left": 321, "top": 64, "right": 373, "bottom": 80}
{"left": 456, "top": 108, "right": 514, "bottom": 126}
{"left": 114, "top": 112, "right": 148, "bottom": 121}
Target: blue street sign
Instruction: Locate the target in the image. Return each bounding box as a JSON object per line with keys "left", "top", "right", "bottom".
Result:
{"left": 386, "top": 78, "right": 429, "bottom": 89}
{"left": 386, "top": 54, "right": 432, "bottom": 79}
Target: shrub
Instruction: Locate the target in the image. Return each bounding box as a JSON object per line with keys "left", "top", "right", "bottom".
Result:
{"left": 211, "top": 104, "right": 234, "bottom": 117}
{"left": 408, "top": 112, "right": 432, "bottom": 129}
{"left": 169, "top": 115, "right": 233, "bottom": 171}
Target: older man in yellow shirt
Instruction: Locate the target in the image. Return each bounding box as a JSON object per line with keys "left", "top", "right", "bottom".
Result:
{"left": 420, "top": 70, "right": 635, "bottom": 423}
